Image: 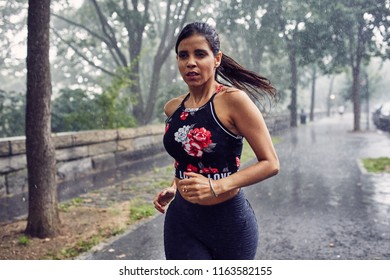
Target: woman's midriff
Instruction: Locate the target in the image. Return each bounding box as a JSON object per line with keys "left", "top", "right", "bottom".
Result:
{"left": 173, "top": 177, "right": 240, "bottom": 206}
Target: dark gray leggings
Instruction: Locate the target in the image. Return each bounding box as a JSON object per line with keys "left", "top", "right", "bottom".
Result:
{"left": 164, "top": 190, "right": 259, "bottom": 260}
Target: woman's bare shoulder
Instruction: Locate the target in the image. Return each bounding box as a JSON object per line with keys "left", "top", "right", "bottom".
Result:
{"left": 164, "top": 94, "right": 187, "bottom": 117}
{"left": 217, "top": 86, "right": 251, "bottom": 107}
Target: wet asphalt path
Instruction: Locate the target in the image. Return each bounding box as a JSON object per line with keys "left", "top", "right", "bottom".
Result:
{"left": 82, "top": 114, "right": 390, "bottom": 260}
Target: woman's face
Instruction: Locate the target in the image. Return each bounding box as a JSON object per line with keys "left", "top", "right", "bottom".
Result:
{"left": 176, "top": 34, "right": 221, "bottom": 88}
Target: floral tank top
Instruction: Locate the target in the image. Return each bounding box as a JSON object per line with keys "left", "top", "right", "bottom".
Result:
{"left": 163, "top": 89, "right": 243, "bottom": 180}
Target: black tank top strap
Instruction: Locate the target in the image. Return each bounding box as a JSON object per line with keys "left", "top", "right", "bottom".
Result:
{"left": 180, "top": 93, "right": 190, "bottom": 107}
{"left": 182, "top": 84, "right": 223, "bottom": 109}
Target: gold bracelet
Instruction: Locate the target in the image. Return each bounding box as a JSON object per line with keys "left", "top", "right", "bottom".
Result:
{"left": 208, "top": 177, "right": 218, "bottom": 197}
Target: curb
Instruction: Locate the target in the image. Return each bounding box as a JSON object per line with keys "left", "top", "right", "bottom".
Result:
{"left": 75, "top": 213, "right": 161, "bottom": 260}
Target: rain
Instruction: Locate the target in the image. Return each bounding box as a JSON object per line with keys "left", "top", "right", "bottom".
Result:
{"left": 1, "top": 0, "right": 390, "bottom": 274}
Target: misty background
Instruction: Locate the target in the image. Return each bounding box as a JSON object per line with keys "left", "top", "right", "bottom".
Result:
{"left": 1, "top": 0, "right": 389, "bottom": 137}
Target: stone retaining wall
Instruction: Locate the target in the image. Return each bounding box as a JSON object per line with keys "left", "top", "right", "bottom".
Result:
{"left": 0, "top": 113, "right": 300, "bottom": 199}
{"left": 0, "top": 124, "right": 165, "bottom": 198}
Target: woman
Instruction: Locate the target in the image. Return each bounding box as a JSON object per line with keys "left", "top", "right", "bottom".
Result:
{"left": 154, "top": 22, "right": 279, "bottom": 260}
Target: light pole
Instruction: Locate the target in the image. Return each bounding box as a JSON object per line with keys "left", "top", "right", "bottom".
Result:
{"left": 328, "top": 94, "right": 336, "bottom": 116}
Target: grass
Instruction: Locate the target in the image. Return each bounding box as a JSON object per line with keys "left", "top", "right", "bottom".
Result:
{"left": 60, "top": 235, "right": 102, "bottom": 259}
{"left": 59, "top": 198, "right": 85, "bottom": 212}
{"left": 18, "top": 235, "right": 30, "bottom": 246}
{"left": 57, "top": 201, "right": 155, "bottom": 258}
{"left": 362, "top": 157, "right": 390, "bottom": 173}
{"left": 39, "top": 196, "right": 157, "bottom": 259}
{"left": 44, "top": 224, "right": 127, "bottom": 259}
{"left": 129, "top": 200, "right": 156, "bottom": 221}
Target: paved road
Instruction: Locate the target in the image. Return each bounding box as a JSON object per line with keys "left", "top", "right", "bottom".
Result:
{"left": 81, "top": 113, "right": 390, "bottom": 260}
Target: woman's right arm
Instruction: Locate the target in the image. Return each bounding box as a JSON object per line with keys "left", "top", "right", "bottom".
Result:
{"left": 153, "top": 179, "right": 177, "bottom": 214}
{"left": 154, "top": 95, "right": 186, "bottom": 213}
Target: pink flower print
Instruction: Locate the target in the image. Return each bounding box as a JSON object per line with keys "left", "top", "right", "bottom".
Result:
{"left": 183, "top": 140, "right": 204, "bottom": 157}
{"left": 186, "top": 164, "right": 198, "bottom": 172}
{"left": 188, "top": 127, "right": 212, "bottom": 148}
{"left": 165, "top": 123, "right": 170, "bottom": 134}
{"left": 236, "top": 157, "right": 240, "bottom": 168}
{"left": 200, "top": 167, "right": 219, "bottom": 174}
{"left": 183, "top": 127, "right": 213, "bottom": 157}
{"left": 175, "top": 125, "right": 216, "bottom": 158}
{"left": 180, "top": 111, "right": 189, "bottom": 120}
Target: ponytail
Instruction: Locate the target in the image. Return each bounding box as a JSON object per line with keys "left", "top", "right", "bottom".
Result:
{"left": 217, "top": 54, "right": 277, "bottom": 103}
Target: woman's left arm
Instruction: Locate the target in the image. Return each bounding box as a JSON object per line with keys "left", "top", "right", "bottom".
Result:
{"left": 215, "top": 90, "right": 280, "bottom": 194}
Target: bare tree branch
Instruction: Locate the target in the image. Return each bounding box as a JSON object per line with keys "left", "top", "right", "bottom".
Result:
{"left": 117, "top": 0, "right": 133, "bottom": 64}
{"left": 52, "top": 12, "right": 107, "bottom": 43}
{"left": 89, "top": 0, "right": 128, "bottom": 67}
{"left": 52, "top": 28, "right": 116, "bottom": 77}
{"left": 52, "top": 12, "right": 123, "bottom": 68}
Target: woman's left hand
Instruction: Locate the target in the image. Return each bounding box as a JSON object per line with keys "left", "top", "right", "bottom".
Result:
{"left": 178, "top": 172, "right": 215, "bottom": 203}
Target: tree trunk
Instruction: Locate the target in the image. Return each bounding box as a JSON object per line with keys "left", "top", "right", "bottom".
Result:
{"left": 351, "top": 65, "right": 361, "bottom": 131}
{"left": 310, "top": 65, "right": 316, "bottom": 122}
{"left": 350, "top": 18, "right": 366, "bottom": 132}
{"left": 289, "top": 50, "right": 298, "bottom": 127}
{"left": 128, "top": 31, "right": 145, "bottom": 125}
{"left": 144, "top": 57, "right": 164, "bottom": 124}
{"left": 130, "top": 66, "right": 145, "bottom": 125}
{"left": 364, "top": 72, "right": 369, "bottom": 131}
{"left": 25, "top": 0, "right": 60, "bottom": 238}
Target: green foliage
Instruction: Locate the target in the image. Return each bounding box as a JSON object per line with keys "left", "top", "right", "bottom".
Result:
{"left": 60, "top": 235, "right": 102, "bottom": 259}
{"left": 311, "top": 0, "right": 390, "bottom": 72}
{"left": 18, "top": 235, "right": 30, "bottom": 246}
{"left": 217, "top": 0, "right": 283, "bottom": 74}
{"left": 362, "top": 157, "right": 390, "bottom": 173}
{"left": 97, "top": 65, "right": 138, "bottom": 128}
{"left": 0, "top": 89, "right": 25, "bottom": 137}
{"left": 52, "top": 88, "right": 97, "bottom": 132}
{"left": 59, "top": 198, "right": 85, "bottom": 212}
{"left": 338, "top": 66, "right": 382, "bottom": 103}
{"left": 52, "top": 85, "right": 136, "bottom": 133}
{"left": 0, "top": 0, "right": 27, "bottom": 79}
{"left": 129, "top": 200, "right": 155, "bottom": 221}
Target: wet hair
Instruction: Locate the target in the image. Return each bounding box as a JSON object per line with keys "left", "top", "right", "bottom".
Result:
{"left": 175, "top": 22, "right": 277, "bottom": 104}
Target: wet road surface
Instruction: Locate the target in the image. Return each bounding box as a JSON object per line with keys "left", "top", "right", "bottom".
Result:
{"left": 250, "top": 115, "right": 390, "bottom": 259}
{"left": 73, "top": 114, "right": 390, "bottom": 259}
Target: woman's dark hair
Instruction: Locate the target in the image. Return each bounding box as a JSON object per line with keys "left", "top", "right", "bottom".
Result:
{"left": 175, "top": 22, "right": 277, "bottom": 104}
